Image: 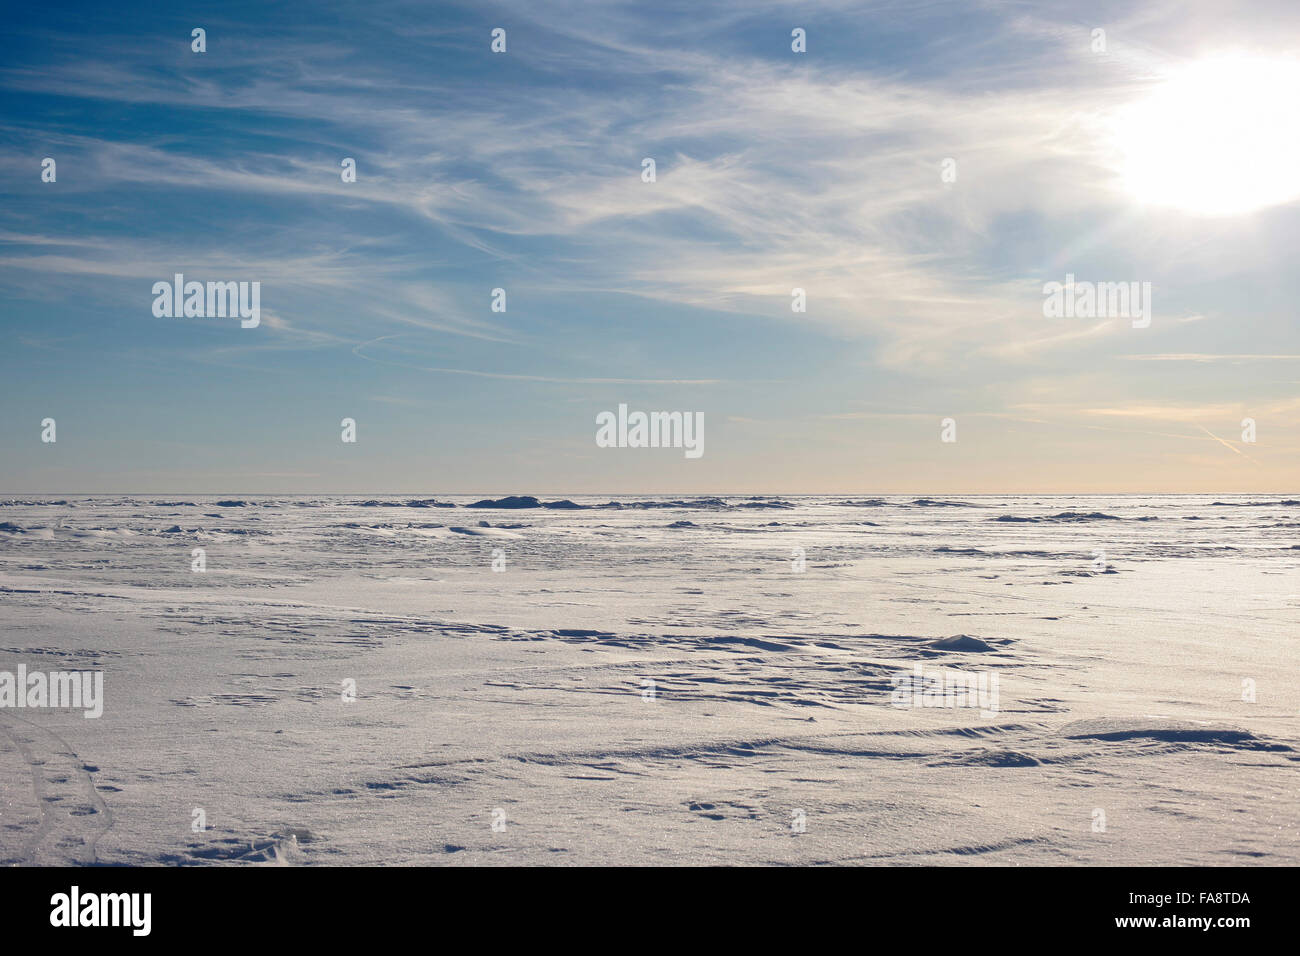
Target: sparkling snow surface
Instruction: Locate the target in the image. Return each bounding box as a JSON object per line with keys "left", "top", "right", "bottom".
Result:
{"left": 1, "top": 494, "right": 1297, "bottom": 865}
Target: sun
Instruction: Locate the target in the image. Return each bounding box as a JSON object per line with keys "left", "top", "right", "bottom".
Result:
{"left": 1115, "top": 54, "right": 1300, "bottom": 216}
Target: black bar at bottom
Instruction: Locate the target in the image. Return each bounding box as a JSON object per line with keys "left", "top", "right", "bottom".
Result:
{"left": 0, "top": 865, "right": 1276, "bottom": 942}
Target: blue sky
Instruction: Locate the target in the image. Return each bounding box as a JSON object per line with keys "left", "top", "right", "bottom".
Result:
{"left": 2, "top": 0, "right": 1299, "bottom": 493}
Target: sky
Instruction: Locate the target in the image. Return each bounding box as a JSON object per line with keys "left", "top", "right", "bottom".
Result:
{"left": 2, "top": 0, "right": 1299, "bottom": 494}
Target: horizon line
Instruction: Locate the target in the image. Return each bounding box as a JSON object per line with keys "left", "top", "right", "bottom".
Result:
{"left": 3, "top": 491, "right": 1297, "bottom": 498}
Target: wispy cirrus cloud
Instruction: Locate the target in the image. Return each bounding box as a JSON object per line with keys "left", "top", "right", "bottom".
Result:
{"left": 2, "top": 0, "right": 1298, "bottom": 492}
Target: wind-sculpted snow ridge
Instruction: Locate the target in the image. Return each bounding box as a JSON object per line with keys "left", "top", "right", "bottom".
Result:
{"left": 592, "top": 498, "right": 727, "bottom": 509}
{"left": 1058, "top": 717, "right": 1294, "bottom": 749}
{"left": 992, "top": 511, "right": 1125, "bottom": 523}
{"left": 351, "top": 498, "right": 456, "bottom": 508}
{"left": 459, "top": 495, "right": 798, "bottom": 510}
{"left": 1210, "top": 499, "right": 1300, "bottom": 507}
{"left": 466, "top": 496, "right": 583, "bottom": 509}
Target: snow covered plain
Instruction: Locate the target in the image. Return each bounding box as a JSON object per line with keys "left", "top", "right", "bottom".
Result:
{"left": 1, "top": 494, "right": 1297, "bottom": 865}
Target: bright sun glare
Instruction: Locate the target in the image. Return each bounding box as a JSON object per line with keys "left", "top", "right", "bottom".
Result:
{"left": 1117, "top": 54, "right": 1300, "bottom": 216}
